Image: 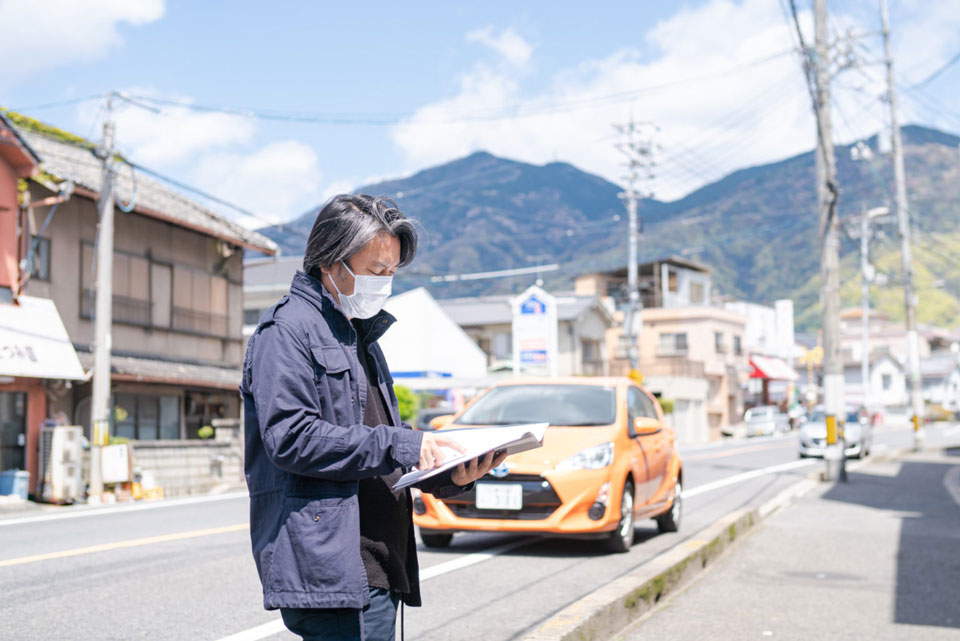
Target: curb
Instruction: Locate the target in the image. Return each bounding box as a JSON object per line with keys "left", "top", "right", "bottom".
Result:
{"left": 520, "top": 475, "right": 821, "bottom": 641}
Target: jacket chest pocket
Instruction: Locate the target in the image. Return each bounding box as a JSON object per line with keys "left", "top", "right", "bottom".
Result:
{"left": 310, "top": 345, "right": 356, "bottom": 425}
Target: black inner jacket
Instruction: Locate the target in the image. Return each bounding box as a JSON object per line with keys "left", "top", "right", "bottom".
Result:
{"left": 355, "top": 318, "right": 411, "bottom": 595}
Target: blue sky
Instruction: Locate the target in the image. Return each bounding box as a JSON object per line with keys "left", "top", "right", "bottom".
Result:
{"left": 1, "top": 0, "right": 958, "bottom": 228}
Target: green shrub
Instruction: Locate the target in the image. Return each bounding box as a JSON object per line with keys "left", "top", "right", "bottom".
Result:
{"left": 658, "top": 398, "right": 675, "bottom": 415}
{"left": 394, "top": 384, "right": 417, "bottom": 422}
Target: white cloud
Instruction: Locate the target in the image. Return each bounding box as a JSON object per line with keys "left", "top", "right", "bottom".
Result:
{"left": 192, "top": 140, "right": 325, "bottom": 226}
{"left": 466, "top": 27, "right": 533, "bottom": 67}
{"left": 107, "top": 91, "right": 255, "bottom": 166}
{"left": 0, "top": 0, "right": 164, "bottom": 82}
{"left": 392, "top": 0, "right": 960, "bottom": 201}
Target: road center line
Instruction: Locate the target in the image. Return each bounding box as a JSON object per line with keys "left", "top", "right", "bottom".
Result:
{"left": 682, "top": 459, "right": 816, "bottom": 499}
{"left": 0, "top": 523, "right": 248, "bottom": 568}
{"left": 212, "top": 536, "right": 534, "bottom": 641}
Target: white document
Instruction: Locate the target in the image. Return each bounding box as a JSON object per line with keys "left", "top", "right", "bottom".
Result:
{"left": 393, "top": 422, "right": 548, "bottom": 491}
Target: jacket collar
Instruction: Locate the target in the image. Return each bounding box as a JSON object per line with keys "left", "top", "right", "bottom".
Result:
{"left": 289, "top": 270, "right": 395, "bottom": 344}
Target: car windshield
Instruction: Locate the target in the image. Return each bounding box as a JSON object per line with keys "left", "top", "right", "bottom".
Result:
{"left": 456, "top": 385, "right": 617, "bottom": 426}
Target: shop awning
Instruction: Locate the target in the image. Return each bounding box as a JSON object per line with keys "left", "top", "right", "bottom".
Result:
{"left": 749, "top": 355, "right": 799, "bottom": 381}
{"left": 0, "top": 296, "right": 85, "bottom": 380}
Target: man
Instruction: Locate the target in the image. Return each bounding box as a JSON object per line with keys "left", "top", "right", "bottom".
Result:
{"left": 241, "top": 194, "right": 504, "bottom": 641}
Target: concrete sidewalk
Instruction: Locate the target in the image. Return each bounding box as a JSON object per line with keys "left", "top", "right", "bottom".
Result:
{"left": 620, "top": 447, "right": 960, "bottom": 640}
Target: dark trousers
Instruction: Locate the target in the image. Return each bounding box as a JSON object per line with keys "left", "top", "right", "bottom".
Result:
{"left": 280, "top": 588, "right": 400, "bottom": 641}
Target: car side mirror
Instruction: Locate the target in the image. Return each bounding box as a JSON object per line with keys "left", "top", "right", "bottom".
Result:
{"left": 429, "top": 414, "right": 455, "bottom": 430}
{"left": 631, "top": 417, "right": 662, "bottom": 437}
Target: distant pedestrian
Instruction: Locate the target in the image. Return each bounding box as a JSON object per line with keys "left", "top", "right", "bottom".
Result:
{"left": 240, "top": 194, "right": 504, "bottom": 641}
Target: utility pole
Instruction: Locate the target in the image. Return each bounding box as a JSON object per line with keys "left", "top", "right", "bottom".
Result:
{"left": 860, "top": 206, "right": 871, "bottom": 414}
{"left": 613, "top": 120, "right": 655, "bottom": 375}
{"left": 812, "top": 0, "right": 845, "bottom": 481}
{"left": 880, "top": 0, "right": 924, "bottom": 450}
{"left": 89, "top": 94, "right": 116, "bottom": 502}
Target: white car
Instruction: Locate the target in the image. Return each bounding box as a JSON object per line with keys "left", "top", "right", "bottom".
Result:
{"left": 798, "top": 407, "right": 873, "bottom": 458}
{"left": 744, "top": 405, "right": 790, "bottom": 436}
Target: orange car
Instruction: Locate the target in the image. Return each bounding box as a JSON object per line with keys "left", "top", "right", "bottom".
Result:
{"left": 412, "top": 377, "right": 683, "bottom": 553}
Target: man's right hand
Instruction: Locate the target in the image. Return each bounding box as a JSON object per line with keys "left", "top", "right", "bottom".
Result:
{"left": 419, "top": 432, "right": 466, "bottom": 470}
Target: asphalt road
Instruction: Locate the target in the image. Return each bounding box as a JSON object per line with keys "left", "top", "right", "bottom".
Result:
{"left": 1, "top": 421, "right": 950, "bottom": 641}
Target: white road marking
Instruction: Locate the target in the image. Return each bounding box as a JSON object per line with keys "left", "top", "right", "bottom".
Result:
{"left": 682, "top": 459, "right": 816, "bottom": 499}
{"left": 213, "top": 619, "right": 287, "bottom": 641}
{"left": 0, "top": 491, "right": 248, "bottom": 528}
{"left": 210, "top": 536, "right": 533, "bottom": 641}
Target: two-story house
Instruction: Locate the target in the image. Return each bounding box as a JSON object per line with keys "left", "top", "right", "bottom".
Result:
{"left": 9, "top": 112, "right": 276, "bottom": 492}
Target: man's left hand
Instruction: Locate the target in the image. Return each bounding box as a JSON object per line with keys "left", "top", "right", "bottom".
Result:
{"left": 451, "top": 449, "right": 509, "bottom": 487}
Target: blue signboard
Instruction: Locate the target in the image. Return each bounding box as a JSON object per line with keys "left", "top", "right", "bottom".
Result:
{"left": 520, "top": 295, "right": 546, "bottom": 315}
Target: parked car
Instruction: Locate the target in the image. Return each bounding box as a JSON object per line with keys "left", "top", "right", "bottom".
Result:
{"left": 797, "top": 406, "right": 873, "bottom": 458}
{"left": 743, "top": 405, "right": 790, "bottom": 436}
{"left": 412, "top": 377, "right": 684, "bottom": 553}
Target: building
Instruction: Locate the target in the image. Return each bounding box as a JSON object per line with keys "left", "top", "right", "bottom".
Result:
{"left": 0, "top": 113, "right": 85, "bottom": 491}
{"left": 843, "top": 353, "right": 907, "bottom": 409}
{"left": 638, "top": 306, "right": 748, "bottom": 440}
{"left": 438, "top": 292, "right": 614, "bottom": 377}
{"left": 574, "top": 256, "right": 712, "bottom": 309}
{"left": 920, "top": 351, "right": 960, "bottom": 413}
{"left": 839, "top": 308, "right": 933, "bottom": 365}
{"left": 8, "top": 112, "right": 276, "bottom": 494}
{"left": 242, "top": 255, "right": 302, "bottom": 339}
{"left": 573, "top": 257, "right": 748, "bottom": 442}
{"left": 723, "top": 299, "right": 798, "bottom": 406}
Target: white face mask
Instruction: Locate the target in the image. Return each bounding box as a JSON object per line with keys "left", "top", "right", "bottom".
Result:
{"left": 329, "top": 260, "right": 393, "bottom": 319}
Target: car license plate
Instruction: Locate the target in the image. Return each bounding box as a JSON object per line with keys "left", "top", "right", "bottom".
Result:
{"left": 475, "top": 483, "right": 522, "bottom": 510}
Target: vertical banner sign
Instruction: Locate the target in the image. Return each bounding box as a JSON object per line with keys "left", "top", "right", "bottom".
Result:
{"left": 511, "top": 285, "right": 558, "bottom": 377}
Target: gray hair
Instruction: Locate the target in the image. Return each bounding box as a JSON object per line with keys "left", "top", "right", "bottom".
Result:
{"left": 302, "top": 194, "right": 418, "bottom": 275}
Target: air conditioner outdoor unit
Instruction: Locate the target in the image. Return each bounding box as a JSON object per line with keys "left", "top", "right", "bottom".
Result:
{"left": 39, "top": 425, "right": 83, "bottom": 504}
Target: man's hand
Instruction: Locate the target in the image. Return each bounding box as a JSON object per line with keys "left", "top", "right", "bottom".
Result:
{"left": 451, "top": 449, "right": 508, "bottom": 487}
{"left": 419, "top": 432, "right": 466, "bottom": 471}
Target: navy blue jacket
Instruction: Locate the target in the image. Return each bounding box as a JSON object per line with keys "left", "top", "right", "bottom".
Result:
{"left": 241, "top": 270, "right": 463, "bottom": 610}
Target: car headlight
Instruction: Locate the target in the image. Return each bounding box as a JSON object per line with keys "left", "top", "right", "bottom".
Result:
{"left": 556, "top": 442, "right": 614, "bottom": 471}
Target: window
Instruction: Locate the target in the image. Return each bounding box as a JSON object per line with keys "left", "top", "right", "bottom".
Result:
{"left": 658, "top": 332, "right": 688, "bottom": 355}
{"left": 80, "top": 241, "right": 232, "bottom": 338}
{"left": 715, "top": 331, "right": 726, "bottom": 353}
{"left": 112, "top": 394, "right": 180, "bottom": 440}
{"left": 173, "top": 267, "right": 229, "bottom": 336}
{"left": 733, "top": 335, "right": 742, "bottom": 356}
{"left": 244, "top": 308, "right": 263, "bottom": 325}
{"left": 493, "top": 332, "right": 511, "bottom": 359}
{"left": 689, "top": 281, "right": 704, "bottom": 304}
{"left": 882, "top": 374, "right": 892, "bottom": 391}
{"left": 29, "top": 236, "right": 51, "bottom": 281}
{"left": 667, "top": 269, "right": 678, "bottom": 293}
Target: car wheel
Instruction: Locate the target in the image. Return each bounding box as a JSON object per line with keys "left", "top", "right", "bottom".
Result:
{"left": 419, "top": 530, "right": 453, "bottom": 548}
{"left": 606, "top": 481, "right": 635, "bottom": 553}
{"left": 656, "top": 481, "right": 682, "bottom": 534}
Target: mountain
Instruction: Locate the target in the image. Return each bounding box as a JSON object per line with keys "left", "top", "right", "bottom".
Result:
{"left": 257, "top": 126, "right": 960, "bottom": 330}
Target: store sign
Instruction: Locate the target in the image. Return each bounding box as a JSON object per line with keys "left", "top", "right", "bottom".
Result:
{"left": 511, "top": 285, "right": 558, "bottom": 377}
{"left": 0, "top": 296, "right": 85, "bottom": 380}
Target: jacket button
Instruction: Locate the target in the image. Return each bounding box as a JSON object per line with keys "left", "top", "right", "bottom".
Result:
{"left": 314, "top": 514, "right": 320, "bottom": 522}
